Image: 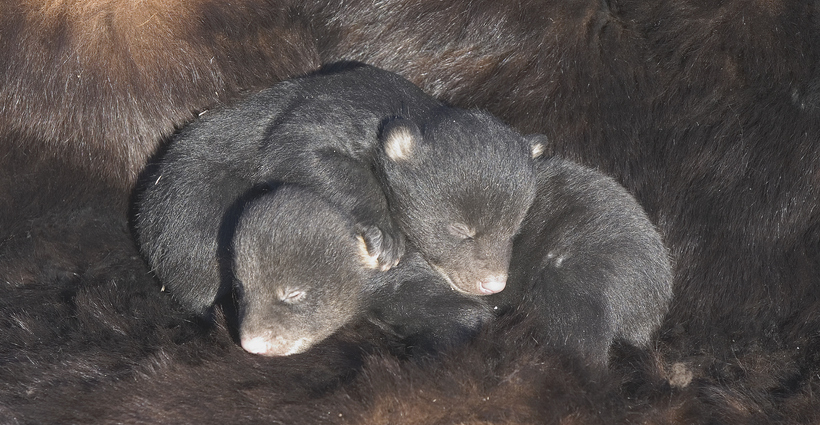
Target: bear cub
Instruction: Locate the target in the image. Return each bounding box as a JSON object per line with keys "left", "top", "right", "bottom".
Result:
{"left": 231, "top": 184, "right": 380, "bottom": 356}
{"left": 135, "top": 62, "right": 539, "bottom": 317}
{"left": 487, "top": 156, "right": 674, "bottom": 365}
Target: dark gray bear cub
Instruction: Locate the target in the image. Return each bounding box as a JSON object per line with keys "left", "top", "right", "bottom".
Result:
{"left": 232, "top": 185, "right": 380, "bottom": 356}
{"left": 377, "top": 116, "right": 540, "bottom": 296}
{"left": 135, "top": 63, "right": 537, "bottom": 318}
{"left": 488, "top": 156, "right": 674, "bottom": 365}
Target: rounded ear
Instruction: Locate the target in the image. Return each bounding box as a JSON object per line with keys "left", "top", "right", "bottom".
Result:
{"left": 526, "top": 134, "right": 549, "bottom": 158}
{"left": 355, "top": 225, "right": 384, "bottom": 270}
{"left": 380, "top": 118, "right": 422, "bottom": 161}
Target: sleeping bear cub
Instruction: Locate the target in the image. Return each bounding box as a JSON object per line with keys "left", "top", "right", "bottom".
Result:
{"left": 487, "top": 156, "right": 674, "bottom": 365}
{"left": 135, "top": 62, "right": 538, "bottom": 317}
{"left": 231, "top": 184, "right": 380, "bottom": 356}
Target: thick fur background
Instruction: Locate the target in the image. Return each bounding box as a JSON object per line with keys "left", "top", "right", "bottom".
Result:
{"left": 1, "top": 0, "right": 819, "bottom": 423}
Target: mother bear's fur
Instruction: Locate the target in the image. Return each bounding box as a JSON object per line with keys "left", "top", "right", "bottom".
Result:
{"left": 1, "top": 0, "right": 819, "bottom": 423}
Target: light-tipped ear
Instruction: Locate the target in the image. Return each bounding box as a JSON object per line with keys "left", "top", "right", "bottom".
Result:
{"left": 381, "top": 118, "right": 422, "bottom": 161}
{"left": 526, "top": 134, "right": 549, "bottom": 159}
{"left": 355, "top": 225, "right": 383, "bottom": 270}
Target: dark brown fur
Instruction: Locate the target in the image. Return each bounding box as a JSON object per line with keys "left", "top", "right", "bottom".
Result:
{"left": 1, "top": 0, "right": 820, "bottom": 423}
{"left": 0, "top": 0, "right": 321, "bottom": 190}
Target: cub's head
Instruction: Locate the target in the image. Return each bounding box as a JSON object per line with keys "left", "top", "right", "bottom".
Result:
{"left": 377, "top": 110, "right": 544, "bottom": 296}
{"left": 233, "top": 186, "right": 381, "bottom": 356}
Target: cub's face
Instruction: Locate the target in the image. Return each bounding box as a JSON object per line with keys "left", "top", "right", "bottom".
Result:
{"left": 235, "top": 256, "right": 368, "bottom": 356}
{"left": 233, "top": 187, "right": 378, "bottom": 356}
{"left": 378, "top": 111, "right": 540, "bottom": 295}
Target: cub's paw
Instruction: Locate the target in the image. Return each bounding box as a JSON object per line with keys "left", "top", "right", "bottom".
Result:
{"left": 358, "top": 225, "right": 405, "bottom": 271}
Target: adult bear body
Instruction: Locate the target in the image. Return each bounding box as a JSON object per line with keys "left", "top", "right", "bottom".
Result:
{"left": 135, "top": 63, "right": 537, "bottom": 316}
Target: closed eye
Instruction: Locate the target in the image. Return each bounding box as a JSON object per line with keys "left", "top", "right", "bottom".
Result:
{"left": 447, "top": 223, "right": 476, "bottom": 240}
{"left": 282, "top": 289, "right": 306, "bottom": 304}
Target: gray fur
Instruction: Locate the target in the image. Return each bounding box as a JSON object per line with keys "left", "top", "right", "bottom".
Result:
{"left": 135, "top": 63, "right": 537, "bottom": 315}
{"left": 489, "top": 156, "right": 674, "bottom": 364}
